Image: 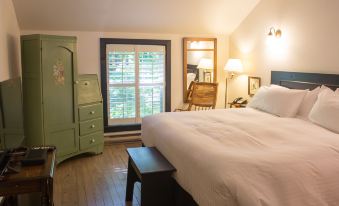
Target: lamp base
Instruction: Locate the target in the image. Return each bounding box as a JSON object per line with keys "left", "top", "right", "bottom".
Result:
{"left": 224, "top": 77, "right": 228, "bottom": 108}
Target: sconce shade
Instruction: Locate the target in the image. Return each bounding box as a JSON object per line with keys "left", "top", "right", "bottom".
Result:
{"left": 275, "top": 29, "right": 282, "bottom": 38}
{"left": 224, "top": 59, "right": 243, "bottom": 73}
{"left": 268, "top": 27, "right": 282, "bottom": 38}
{"left": 197, "top": 58, "right": 214, "bottom": 70}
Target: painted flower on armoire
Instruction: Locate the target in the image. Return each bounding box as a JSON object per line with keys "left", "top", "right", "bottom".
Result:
{"left": 53, "top": 60, "right": 65, "bottom": 85}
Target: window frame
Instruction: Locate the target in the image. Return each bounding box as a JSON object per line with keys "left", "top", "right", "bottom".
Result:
{"left": 100, "top": 38, "right": 171, "bottom": 133}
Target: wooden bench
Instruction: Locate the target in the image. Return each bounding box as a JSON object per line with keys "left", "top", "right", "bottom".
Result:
{"left": 125, "top": 147, "right": 176, "bottom": 206}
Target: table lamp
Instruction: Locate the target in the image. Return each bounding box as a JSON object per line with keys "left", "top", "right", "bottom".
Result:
{"left": 197, "top": 58, "right": 213, "bottom": 70}
{"left": 224, "top": 59, "right": 243, "bottom": 108}
{"left": 197, "top": 58, "right": 213, "bottom": 82}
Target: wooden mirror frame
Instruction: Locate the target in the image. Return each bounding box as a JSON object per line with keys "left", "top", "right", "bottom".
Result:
{"left": 183, "top": 37, "right": 217, "bottom": 102}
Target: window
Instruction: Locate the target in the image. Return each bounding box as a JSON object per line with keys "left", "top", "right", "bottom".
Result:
{"left": 100, "top": 39, "right": 171, "bottom": 132}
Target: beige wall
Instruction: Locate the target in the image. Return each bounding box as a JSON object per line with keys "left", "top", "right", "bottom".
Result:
{"left": 0, "top": 0, "right": 21, "bottom": 81}
{"left": 229, "top": 0, "right": 339, "bottom": 101}
{"left": 22, "top": 30, "right": 229, "bottom": 109}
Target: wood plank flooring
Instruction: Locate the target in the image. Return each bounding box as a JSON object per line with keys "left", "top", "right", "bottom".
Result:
{"left": 54, "top": 142, "right": 142, "bottom": 206}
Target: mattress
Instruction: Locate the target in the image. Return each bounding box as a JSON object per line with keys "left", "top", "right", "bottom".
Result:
{"left": 141, "top": 108, "right": 339, "bottom": 206}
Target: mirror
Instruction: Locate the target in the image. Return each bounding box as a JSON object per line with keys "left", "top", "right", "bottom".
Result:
{"left": 183, "top": 38, "right": 217, "bottom": 102}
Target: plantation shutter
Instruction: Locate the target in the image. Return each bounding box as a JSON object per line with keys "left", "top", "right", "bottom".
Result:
{"left": 106, "top": 44, "right": 165, "bottom": 125}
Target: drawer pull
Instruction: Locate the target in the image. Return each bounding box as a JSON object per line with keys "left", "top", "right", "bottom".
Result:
{"left": 90, "top": 111, "right": 95, "bottom": 114}
{"left": 91, "top": 125, "right": 96, "bottom": 128}
{"left": 84, "top": 82, "right": 89, "bottom": 86}
{"left": 90, "top": 139, "right": 96, "bottom": 143}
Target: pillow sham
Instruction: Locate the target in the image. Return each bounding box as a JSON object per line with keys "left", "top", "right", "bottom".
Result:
{"left": 247, "top": 85, "right": 307, "bottom": 117}
{"left": 297, "top": 85, "right": 333, "bottom": 120}
{"left": 270, "top": 84, "right": 289, "bottom": 90}
{"left": 296, "top": 87, "right": 320, "bottom": 119}
{"left": 309, "top": 89, "right": 339, "bottom": 133}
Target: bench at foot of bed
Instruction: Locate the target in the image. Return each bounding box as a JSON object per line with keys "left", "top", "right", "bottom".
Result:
{"left": 126, "top": 147, "right": 176, "bottom": 206}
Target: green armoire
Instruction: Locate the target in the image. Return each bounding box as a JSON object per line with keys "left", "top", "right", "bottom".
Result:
{"left": 21, "top": 34, "right": 103, "bottom": 163}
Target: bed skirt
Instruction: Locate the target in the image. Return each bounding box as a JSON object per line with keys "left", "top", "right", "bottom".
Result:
{"left": 173, "top": 178, "right": 198, "bottom": 206}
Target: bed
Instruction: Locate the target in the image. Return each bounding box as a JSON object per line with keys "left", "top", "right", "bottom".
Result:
{"left": 141, "top": 71, "right": 339, "bottom": 206}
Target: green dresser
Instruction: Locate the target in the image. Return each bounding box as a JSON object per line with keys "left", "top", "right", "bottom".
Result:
{"left": 21, "top": 34, "right": 103, "bottom": 163}
{"left": 77, "top": 74, "right": 104, "bottom": 155}
{"left": 0, "top": 78, "right": 25, "bottom": 149}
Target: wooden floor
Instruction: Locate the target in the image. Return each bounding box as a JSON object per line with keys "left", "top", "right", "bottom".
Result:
{"left": 54, "top": 142, "right": 142, "bottom": 206}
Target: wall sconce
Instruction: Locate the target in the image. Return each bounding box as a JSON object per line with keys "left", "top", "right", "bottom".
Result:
{"left": 266, "top": 27, "right": 287, "bottom": 59}
{"left": 268, "top": 27, "right": 282, "bottom": 38}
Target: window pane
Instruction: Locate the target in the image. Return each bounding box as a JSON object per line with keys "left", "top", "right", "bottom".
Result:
{"left": 139, "top": 52, "right": 164, "bottom": 84}
{"left": 139, "top": 85, "right": 164, "bottom": 118}
{"left": 109, "top": 86, "right": 136, "bottom": 119}
{"left": 108, "top": 52, "right": 135, "bottom": 84}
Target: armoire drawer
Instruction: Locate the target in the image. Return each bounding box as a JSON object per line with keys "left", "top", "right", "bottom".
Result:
{"left": 79, "top": 118, "right": 103, "bottom": 136}
{"left": 80, "top": 132, "right": 103, "bottom": 151}
{"left": 79, "top": 104, "right": 102, "bottom": 121}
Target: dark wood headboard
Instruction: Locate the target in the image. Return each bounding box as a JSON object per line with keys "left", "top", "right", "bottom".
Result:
{"left": 187, "top": 64, "right": 199, "bottom": 81}
{"left": 271, "top": 71, "right": 339, "bottom": 90}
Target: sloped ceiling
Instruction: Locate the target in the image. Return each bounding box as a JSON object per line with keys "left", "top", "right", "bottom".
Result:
{"left": 12, "top": 0, "right": 260, "bottom": 34}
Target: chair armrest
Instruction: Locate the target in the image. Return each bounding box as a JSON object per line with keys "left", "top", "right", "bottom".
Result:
{"left": 174, "top": 108, "right": 186, "bottom": 112}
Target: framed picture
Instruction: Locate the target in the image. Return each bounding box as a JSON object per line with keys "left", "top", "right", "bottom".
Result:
{"left": 203, "top": 71, "right": 212, "bottom": 83}
{"left": 248, "top": 76, "right": 261, "bottom": 96}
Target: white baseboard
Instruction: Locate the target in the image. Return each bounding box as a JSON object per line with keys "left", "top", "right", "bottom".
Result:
{"left": 104, "top": 130, "right": 141, "bottom": 137}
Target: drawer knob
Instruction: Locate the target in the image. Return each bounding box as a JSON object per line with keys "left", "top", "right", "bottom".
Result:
{"left": 91, "top": 125, "right": 96, "bottom": 128}
{"left": 90, "top": 111, "right": 95, "bottom": 114}
{"left": 90, "top": 139, "right": 96, "bottom": 143}
{"left": 84, "top": 82, "right": 89, "bottom": 86}
{"left": 75, "top": 81, "right": 79, "bottom": 84}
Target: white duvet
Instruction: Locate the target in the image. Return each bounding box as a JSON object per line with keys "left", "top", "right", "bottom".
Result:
{"left": 141, "top": 108, "right": 339, "bottom": 206}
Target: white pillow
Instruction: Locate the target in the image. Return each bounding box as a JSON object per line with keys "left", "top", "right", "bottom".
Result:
{"left": 309, "top": 89, "right": 339, "bottom": 133}
{"left": 336, "top": 88, "right": 339, "bottom": 94}
{"left": 296, "top": 85, "right": 333, "bottom": 120}
{"left": 270, "top": 84, "right": 289, "bottom": 90}
{"left": 297, "top": 87, "right": 322, "bottom": 119}
{"left": 247, "top": 86, "right": 307, "bottom": 117}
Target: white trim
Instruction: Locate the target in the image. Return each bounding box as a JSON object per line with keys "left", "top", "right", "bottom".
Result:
{"left": 106, "top": 44, "right": 135, "bottom": 52}
{"left": 104, "top": 130, "right": 141, "bottom": 136}
{"left": 137, "top": 45, "right": 165, "bottom": 52}
{"left": 135, "top": 47, "right": 141, "bottom": 122}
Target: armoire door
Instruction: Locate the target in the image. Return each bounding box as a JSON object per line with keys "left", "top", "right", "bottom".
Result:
{"left": 42, "top": 40, "right": 78, "bottom": 157}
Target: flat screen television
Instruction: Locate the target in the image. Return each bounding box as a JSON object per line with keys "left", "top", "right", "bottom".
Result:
{"left": 0, "top": 77, "right": 24, "bottom": 149}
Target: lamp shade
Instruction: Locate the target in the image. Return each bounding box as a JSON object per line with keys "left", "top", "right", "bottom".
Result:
{"left": 197, "top": 58, "right": 213, "bottom": 70}
{"left": 224, "top": 59, "right": 243, "bottom": 73}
